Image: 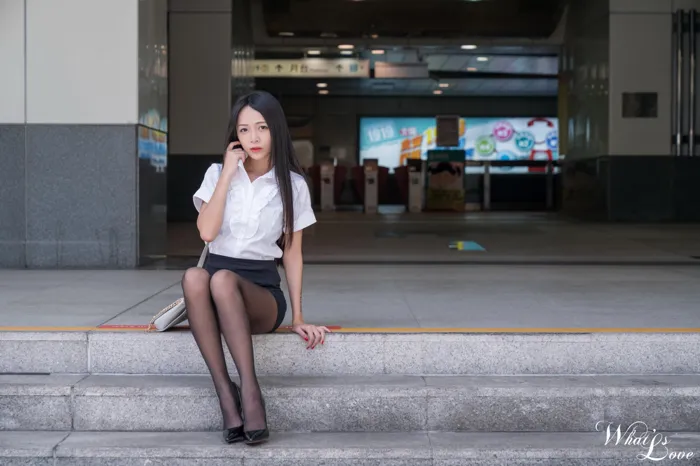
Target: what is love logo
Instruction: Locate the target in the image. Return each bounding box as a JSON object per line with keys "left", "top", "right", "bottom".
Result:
{"left": 596, "top": 421, "right": 695, "bottom": 461}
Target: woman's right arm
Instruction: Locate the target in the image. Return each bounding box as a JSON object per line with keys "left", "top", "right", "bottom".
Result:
{"left": 196, "top": 170, "right": 234, "bottom": 242}
{"left": 196, "top": 142, "right": 245, "bottom": 243}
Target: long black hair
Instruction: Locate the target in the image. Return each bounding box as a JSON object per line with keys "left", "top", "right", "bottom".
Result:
{"left": 225, "top": 91, "right": 303, "bottom": 254}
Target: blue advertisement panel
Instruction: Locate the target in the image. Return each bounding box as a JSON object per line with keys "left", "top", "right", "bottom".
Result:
{"left": 359, "top": 116, "right": 559, "bottom": 174}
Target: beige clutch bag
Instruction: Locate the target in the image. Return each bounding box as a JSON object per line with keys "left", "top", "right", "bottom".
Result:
{"left": 148, "top": 243, "right": 209, "bottom": 331}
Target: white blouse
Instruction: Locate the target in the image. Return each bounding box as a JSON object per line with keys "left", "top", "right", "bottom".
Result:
{"left": 193, "top": 161, "right": 316, "bottom": 260}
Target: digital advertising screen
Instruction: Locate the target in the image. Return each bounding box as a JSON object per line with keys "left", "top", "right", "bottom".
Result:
{"left": 359, "top": 116, "right": 560, "bottom": 174}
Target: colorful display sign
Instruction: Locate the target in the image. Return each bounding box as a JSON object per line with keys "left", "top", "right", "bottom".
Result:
{"left": 138, "top": 126, "right": 168, "bottom": 172}
{"left": 359, "top": 116, "right": 559, "bottom": 174}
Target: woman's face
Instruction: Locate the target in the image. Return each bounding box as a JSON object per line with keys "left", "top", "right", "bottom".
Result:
{"left": 236, "top": 105, "right": 272, "bottom": 161}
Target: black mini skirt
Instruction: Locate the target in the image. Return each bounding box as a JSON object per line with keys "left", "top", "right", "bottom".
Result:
{"left": 203, "top": 253, "right": 287, "bottom": 333}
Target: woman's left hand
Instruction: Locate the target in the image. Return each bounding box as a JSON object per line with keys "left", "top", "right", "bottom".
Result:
{"left": 291, "top": 322, "right": 332, "bottom": 349}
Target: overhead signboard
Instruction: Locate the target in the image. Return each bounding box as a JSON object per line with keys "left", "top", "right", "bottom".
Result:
{"left": 249, "top": 59, "right": 370, "bottom": 78}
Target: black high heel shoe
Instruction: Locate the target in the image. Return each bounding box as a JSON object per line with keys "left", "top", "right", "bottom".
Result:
{"left": 223, "top": 381, "right": 245, "bottom": 444}
{"left": 243, "top": 394, "right": 269, "bottom": 445}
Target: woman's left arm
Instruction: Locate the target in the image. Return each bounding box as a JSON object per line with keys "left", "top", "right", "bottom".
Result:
{"left": 283, "top": 230, "right": 331, "bottom": 349}
{"left": 282, "top": 231, "right": 305, "bottom": 326}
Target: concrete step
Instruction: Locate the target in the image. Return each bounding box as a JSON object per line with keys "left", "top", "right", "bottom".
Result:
{"left": 3, "top": 331, "right": 700, "bottom": 376}
{"left": 2, "top": 430, "right": 700, "bottom": 465}
{"left": 2, "top": 374, "right": 700, "bottom": 433}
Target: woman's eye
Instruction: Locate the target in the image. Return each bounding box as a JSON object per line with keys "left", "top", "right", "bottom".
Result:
{"left": 238, "top": 128, "right": 247, "bottom": 133}
{"left": 259, "top": 125, "right": 268, "bottom": 131}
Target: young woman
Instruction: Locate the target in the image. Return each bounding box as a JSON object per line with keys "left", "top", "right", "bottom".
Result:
{"left": 181, "top": 90, "right": 331, "bottom": 446}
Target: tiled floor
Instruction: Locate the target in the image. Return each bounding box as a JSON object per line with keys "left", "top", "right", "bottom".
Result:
{"left": 2, "top": 213, "right": 699, "bottom": 330}
{"left": 169, "top": 212, "right": 700, "bottom": 264}
{"left": 1, "top": 264, "right": 700, "bottom": 329}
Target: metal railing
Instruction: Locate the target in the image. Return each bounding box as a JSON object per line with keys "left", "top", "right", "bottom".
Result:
{"left": 463, "top": 160, "right": 560, "bottom": 210}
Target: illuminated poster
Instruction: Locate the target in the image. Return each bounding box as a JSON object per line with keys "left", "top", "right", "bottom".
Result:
{"left": 138, "top": 126, "right": 168, "bottom": 172}
{"left": 359, "top": 117, "right": 559, "bottom": 174}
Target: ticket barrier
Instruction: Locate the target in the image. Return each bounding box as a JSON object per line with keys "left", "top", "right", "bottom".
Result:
{"left": 406, "top": 159, "right": 423, "bottom": 213}
{"left": 473, "top": 159, "right": 558, "bottom": 211}
{"left": 363, "top": 159, "right": 379, "bottom": 214}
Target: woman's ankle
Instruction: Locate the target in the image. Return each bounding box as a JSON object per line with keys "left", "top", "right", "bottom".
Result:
{"left": 240, "top": 378, "right": 260, "bottom": 394}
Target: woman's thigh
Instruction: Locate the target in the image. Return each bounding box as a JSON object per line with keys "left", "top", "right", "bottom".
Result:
{"left": 209, "top": 270, "right": 279, "bottom": 335}
{"left": 238, "top": 279, "right": 279, "bottom": 335}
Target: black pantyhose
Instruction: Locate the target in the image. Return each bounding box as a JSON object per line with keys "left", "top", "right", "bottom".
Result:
{"left": 182, "top": 268, "right": 270, "bottom": 432}
{"left": 181, "top": 268, "right": 242, "bottom": 429}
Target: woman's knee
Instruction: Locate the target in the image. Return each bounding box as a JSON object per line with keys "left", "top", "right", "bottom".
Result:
{"left": 181, "top": 267, "right": 210, "bottom": 296}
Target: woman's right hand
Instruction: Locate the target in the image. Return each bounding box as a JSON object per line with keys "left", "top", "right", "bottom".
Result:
{"left": 222, "top": 141, "right": 246, "bottom": 177}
